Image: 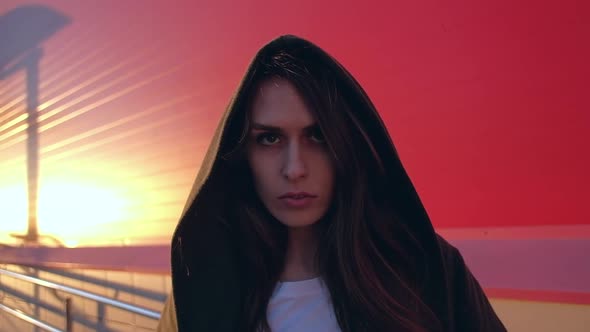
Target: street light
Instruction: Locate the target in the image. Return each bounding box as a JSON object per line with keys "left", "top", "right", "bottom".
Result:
{"left": 0, "top": 5, "right": 70, "bottom": 245}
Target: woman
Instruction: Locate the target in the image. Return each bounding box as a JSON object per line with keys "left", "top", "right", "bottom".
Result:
{"left": 157, "top": 35, "right": 506, "bottom": 331}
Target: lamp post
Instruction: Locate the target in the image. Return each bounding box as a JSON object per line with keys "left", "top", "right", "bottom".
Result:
{"left": 0, "top": 5, "right": 70, "bottom": 245}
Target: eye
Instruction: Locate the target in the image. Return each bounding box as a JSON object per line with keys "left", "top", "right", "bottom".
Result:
{"left": 309, "top": 127, "right": 325, "bottom": 143}
{"left": 256, "top": 132, "right": 281, "bottom": 146}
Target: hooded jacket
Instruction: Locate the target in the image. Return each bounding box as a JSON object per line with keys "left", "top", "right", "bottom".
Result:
{"left": 157, "top": 35, "right": 507, "bottom": 332}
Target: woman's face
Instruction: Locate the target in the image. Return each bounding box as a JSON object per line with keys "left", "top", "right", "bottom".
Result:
{"left": 246, "top": 78, "right": 335, "bottom": 229}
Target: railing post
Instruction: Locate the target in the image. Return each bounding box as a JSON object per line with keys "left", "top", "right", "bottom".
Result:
{"left": 65, "top": 297, "right": 72, "bottom": 332}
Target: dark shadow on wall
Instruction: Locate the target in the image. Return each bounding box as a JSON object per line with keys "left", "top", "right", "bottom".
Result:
{"left": 34, "top": 265, "right": 168, "bottom": 302}
{"left": 0, "top": 5, "right": 70, "bottom": 246}
{"left": 1, "top": 6, "right": 71, "bottom": 331}
{"left": 1, "top": 264, "right": 166, "bottom": 331}
{"left": 1, "top": 283, "right": 120, "bottom": 332}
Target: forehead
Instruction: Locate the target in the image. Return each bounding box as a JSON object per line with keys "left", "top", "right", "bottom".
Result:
{"left": 249, "top": 78, "right": 315, "bottom": 127}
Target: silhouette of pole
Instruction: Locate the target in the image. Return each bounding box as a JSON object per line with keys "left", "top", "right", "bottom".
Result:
{"left": 24, "top": 47, "right": 42, "bottom": 243}
{"left": 1, "top": 5, "right": 70, "bottom": 246}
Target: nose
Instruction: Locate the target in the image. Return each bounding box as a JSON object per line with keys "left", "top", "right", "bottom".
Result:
{"left": 282, "top": 141, "right": 307, "bottom": 181}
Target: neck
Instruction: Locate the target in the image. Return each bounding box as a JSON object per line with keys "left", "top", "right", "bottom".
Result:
{"left": 280, "top": 225, "right": 319, "bottom": 281}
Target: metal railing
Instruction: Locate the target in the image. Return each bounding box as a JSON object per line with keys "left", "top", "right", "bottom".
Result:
{"left": 0, "top": 267, "right": 161, "bottom": 331}
{"left": 0, "top": 303, "right": 63, "bottom": 332}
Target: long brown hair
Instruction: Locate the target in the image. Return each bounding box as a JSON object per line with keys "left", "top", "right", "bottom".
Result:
{"left": 211, "top": 35, "right": 443, "bottom": 332}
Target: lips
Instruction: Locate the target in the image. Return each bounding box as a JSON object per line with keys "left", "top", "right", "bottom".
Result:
{"left": 278, "top": 192, "right": 317, "bottom": 199}
{"left": 278, "top": 192, "right": 317, "bottom": 209}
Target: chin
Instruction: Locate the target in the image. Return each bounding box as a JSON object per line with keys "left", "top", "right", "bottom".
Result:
{"left": 272, "top": 211, "right": 325, "bottom": 229}
{"left": 281, "top": 220, "right": 318, "bottom": 229}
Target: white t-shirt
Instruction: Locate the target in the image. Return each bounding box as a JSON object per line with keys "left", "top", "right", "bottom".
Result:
{"left": 267, "top": 277, "right": 341, "bottom": 332}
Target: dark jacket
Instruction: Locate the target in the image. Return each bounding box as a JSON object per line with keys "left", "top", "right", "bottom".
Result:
{"left": 158, "top": 35, "right": 507, "bottom": 332}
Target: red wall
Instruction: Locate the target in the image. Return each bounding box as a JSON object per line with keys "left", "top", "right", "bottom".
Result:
{"left": 1, "top": 0, "right": 588, "bottom": 242}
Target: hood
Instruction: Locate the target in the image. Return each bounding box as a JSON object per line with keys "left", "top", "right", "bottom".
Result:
{"left": 170, "top": 34, "right": 445, "bottom": 331}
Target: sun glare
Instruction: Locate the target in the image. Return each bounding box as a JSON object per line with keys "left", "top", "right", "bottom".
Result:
{"left": 0, "top": 178, "right": 133, "bottom": 246}
{"left": 37, "top": 180, "right": 130, "bottom": 241}
{"left": 0, "top": 184, "right": 28, "bottom": 242}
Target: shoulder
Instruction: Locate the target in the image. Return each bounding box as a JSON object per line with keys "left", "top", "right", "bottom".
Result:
{"left": 434, "top": 234, "right": 479, "bottom": 292}
{"left": 434, "top": 233, "right": 469, "bottom": 287}
{"left": 435, "top": 233, "right": 462, "bottom": 268}
{"left": 434, "top": 233, "right": 508, "bottom": 331}
{"left": 156, "top": 293, "right": 178, "bottom": 332}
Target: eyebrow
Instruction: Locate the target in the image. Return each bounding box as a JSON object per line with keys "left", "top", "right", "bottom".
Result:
{"left": 251, "top": 122, "right": 319, "bottom": 132}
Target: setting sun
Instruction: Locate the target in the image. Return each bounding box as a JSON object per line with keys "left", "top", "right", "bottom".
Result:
{"left": 0, "top": 177, "right": 132, "bottom": 246}
{"left": 0, "top": 184, "right": 27, "bottom": 241}
{"left": 37, "top": 179, "right": 129, "bottom": 239}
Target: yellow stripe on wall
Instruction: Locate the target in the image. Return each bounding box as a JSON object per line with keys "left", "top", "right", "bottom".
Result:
{"left": 490, "top": 298, "right": 590, "bottom": 332}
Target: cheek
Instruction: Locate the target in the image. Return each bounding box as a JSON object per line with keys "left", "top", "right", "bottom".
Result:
{"left": 248, "top": 154, "right": 274, "bottom": 194}
{"left": 316, "top": 154, "right": 335, "bottom": 187}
